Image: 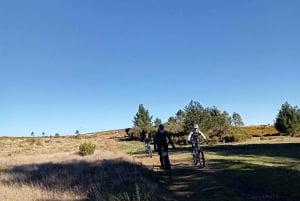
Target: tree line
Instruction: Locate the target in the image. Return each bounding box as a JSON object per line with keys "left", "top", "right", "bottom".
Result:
{"left": 130, "top": 100, "right": 245, "bottom": 144}
{"left": 129, "top": 100, "right": 300, "bottom": 144}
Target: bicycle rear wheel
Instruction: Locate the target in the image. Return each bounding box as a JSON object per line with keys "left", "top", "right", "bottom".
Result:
{"left": 163, "top": 155, "right": 171, "bottom": 179}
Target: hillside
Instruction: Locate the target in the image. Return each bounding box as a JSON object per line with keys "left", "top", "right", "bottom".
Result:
{"left": 241, "top": 125, "right": 279, "bottom": 137}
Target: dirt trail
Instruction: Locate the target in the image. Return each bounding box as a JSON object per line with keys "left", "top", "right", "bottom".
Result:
{"left": 131, "top": 150, "right": 225, "bottom": 201}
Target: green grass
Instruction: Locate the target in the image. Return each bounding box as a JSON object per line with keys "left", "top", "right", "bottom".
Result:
{"left": 117, "top": 139, "right": 145, "bottom": 154}
{"left": 129, "top": 142, "right": 300, "bottom": 201}
{"left": 202, "top": 143, "right": 300, "bottom": 201}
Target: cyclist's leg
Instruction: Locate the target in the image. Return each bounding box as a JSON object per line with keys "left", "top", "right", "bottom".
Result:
{"left": 146, "top": 143, "right": 150, "bottom": 154}
{"left": 158, "top": 146, "right": 164, "bottom": 169}
{"left": 192, "top": 143, "right": 196, "bottom": 155}
{"left": 162, "top": 144, "right": 170, "bottom": 169}
{"left": 145, "top": 143, "right": 148, "bottom": 155}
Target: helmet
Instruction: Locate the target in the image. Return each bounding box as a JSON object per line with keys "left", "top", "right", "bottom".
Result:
{"left": 193, "top": 124, "right": 199, "bottom": 129}
{"left": 158, "top": 124, "right": 164, "bottom": 130}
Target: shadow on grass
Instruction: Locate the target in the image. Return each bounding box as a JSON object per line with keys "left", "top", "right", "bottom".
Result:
{"left": 167, "top": 143, "right": 300, "bottom": 201}
{"left": 204, "top": 143, "right": 300, "bottom": 160}
{"left": 2, "top": 158, "right": 177, "bottom": 201}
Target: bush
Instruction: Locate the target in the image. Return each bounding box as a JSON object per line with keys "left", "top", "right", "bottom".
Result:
{"left": 79, "top": 142, "right": 96, "bottom": 155}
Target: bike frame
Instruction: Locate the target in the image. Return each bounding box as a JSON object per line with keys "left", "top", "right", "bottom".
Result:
{"left": 193, "top": 141, "right": 205, "bottom": 168}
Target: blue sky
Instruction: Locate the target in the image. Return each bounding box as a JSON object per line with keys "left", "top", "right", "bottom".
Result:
{"left": 1, "top": 1, "right": 299, "bottom": 136}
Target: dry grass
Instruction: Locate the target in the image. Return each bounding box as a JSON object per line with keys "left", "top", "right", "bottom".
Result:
{"left": 0, "top": 134, "right": 172, "bottom": 201}
{"left": 241, "top": 125, "right": 279, "bottom": 137}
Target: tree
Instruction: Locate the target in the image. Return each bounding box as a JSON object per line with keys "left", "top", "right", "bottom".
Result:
{"left": 183, "top": 100, "right": 208, "bottom": 132}
{"left": 31, "top": 132, "right": 34, "bottom": 137}
{"left": 168, "top": 116, "right": 176, "bottom": 124}
{"left": 232, "top": 112, "right": 244, "bottom": 127}
{"left": 153, "top": 118, "right": 162, "bottom": 127}
{"left": 75, "top": 130, "right": 80, "bottom": 135}
{"left": 42, "top": 132, "right": 45, "bottom": 137}
{"left": 175, "top": 109, "right": 186, "bottom": 123}
{"left": 275, "top": 102, "right": 300, "bottom": 136}
{"left": 133, "top": 104, "right": 153, "bottom": 133}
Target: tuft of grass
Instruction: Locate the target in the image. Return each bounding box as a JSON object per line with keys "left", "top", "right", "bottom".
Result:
{"left": 79, "top": 142, "right": 96, "bottom": 155}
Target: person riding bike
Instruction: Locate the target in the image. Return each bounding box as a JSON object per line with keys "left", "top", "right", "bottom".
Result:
{"left": 187, "top": 124, "right": 207, "bottom": 155}
{"left": 154, "top": 124, "right": 175, "bottom": 169}
{"left": 144, "top": 133, "right": 151, "bottom": 157}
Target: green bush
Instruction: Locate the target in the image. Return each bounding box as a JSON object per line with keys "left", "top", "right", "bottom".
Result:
{"left": 79, "top": 142, "right": 96, "bottom": 155}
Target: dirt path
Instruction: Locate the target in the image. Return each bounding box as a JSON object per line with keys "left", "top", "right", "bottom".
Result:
{"left": 131, "top": 150, "right": 226, "bottom": 201}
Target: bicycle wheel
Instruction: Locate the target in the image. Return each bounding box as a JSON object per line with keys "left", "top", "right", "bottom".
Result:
{"left": 163, "top": 152, "right": 171, "bottom": 179}
{"left": 193, "top": 153, "right": 198, "bottom": 165}
{"left": 198, "top": 150, "right": 205, "bottom": 168}
{"left": 163, "top": 155, "right": 171, "bottom": 179}
{"left": 193, "top": 147, "right": 199, "bottom": 165}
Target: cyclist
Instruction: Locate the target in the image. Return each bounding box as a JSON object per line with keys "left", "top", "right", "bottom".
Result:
{"left": 144, "top": 133, "right": 151, "bottom": 157}
{"left": 154, "top": 124, "right": 175, "bottom": 169}
{"left": 187, "top": 124, "right": 207, "bottom": 155}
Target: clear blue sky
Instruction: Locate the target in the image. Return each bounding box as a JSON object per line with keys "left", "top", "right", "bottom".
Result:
{"left": 1, "top": 1, "right": 299, "bottom": 136}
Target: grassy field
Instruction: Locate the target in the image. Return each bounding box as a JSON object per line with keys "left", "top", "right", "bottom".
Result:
{"left": 0, "top": 135, "right": 175, "bottom": 201}
{"left": 0, "top": 133, "right": 299, "bottom": 201}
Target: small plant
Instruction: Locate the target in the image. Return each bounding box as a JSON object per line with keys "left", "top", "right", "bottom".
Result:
{"left": 79, "top": 142, "right": 96, "bottom": 155}
{"left": 36, "top": 138, "right": 43, "bottom": 146}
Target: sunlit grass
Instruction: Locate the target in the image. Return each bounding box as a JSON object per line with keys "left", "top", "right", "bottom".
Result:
{"left": 0, "top": 135, "right": 176, "bottom": 201}
{"left": 117, "top": 140, "right": 145, "bottom": 154}
{"left": 207, "top": 152, "right": 300, "bottom": 170}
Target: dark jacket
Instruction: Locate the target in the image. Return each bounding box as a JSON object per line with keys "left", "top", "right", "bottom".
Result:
{"left": 153, "top": 130, "right": 175, "bottom": 152}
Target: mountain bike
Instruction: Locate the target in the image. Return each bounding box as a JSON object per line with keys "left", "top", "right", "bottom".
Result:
{"left": 193, "top": 141, "right": 205, "bottom": 168}
{"left": 145, "top": 142, "right": 152, "bottom": 158}
{"left": 161, "top": 151, "right": 171, "bottom": 179}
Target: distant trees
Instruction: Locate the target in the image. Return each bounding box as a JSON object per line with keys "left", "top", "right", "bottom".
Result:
{"left": 275, "top": 102, "right": 300, "bottom": 136}
{"left": 183, "top": 101, "right": 232, "bottom": 137}
{"left": 165, "top": 110, "right": 185, "bottom": 134}
{"left": 153, "top": 118, "right": 162, "bottom": 128}
{"left": 183, "top": 100, "right": 208, "bottom": 132}
{"left": 131, "top": 100, "right": 247, "bottom": 143}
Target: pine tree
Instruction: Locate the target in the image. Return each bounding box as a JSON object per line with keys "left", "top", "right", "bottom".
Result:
{"left": 275, "top": 102, "right": 300, "bottom": 135}
{"left": 133, "top": 104, "right": 153, "bottom": 133}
